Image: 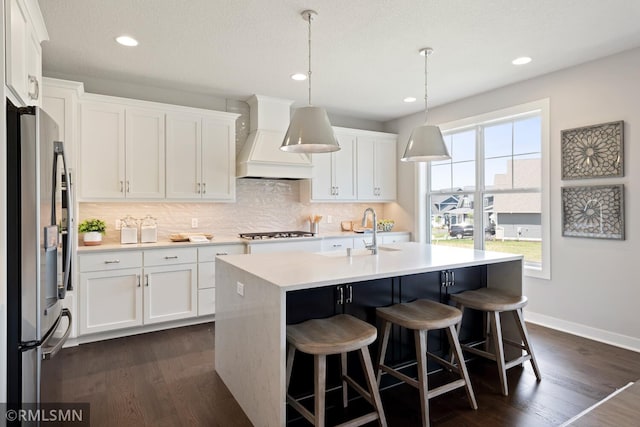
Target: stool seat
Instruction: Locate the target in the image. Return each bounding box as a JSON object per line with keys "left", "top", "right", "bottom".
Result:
{"left": 377, "top": 299, "right": 462, "bottom": 330}
{"left": 450, "top": 288, "right": 527, "bottom": 312}
{"left": 287, "top": 313, "right": 377, "bottom": 355}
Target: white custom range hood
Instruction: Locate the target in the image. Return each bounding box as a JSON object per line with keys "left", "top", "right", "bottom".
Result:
{"left": 237, "top": 95, "right": 312, "bottom": 179}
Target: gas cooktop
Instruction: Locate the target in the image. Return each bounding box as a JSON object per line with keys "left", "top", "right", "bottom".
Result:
{"left": 239, "top": 231, "right": 316, "bottom": 240}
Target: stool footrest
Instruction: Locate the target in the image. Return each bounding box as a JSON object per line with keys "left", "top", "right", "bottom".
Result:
{"left": 287, "top": 394, "right": 315, "bottom": 425}
{"left": 379, "top": 363, "right": 420, "bottom": 389}
{"left": 427, "top": 378, "right": 467, "bottom": 400}
{"left": 461, "top": 344, "right": 498, "bottom": 361}
{"left": 427, "top": 351, "right": 460, "bottom": 374}
{"left": 335, "top": 412, "right": 381, "bottom": 427}
{"left": 342, "top": 375, "right": 373, "bottom": 406}
{"left": 503, "top": 338, "right": 526, "bottom": 350}
{"left": 505, "top": 354, "right": 532, "bottom": 370}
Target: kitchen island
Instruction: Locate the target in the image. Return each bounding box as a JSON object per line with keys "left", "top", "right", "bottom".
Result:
{"left": 214, "top": 242, "right": 522, "bottom": 426}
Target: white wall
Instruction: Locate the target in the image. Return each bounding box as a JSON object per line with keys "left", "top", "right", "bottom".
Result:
{"left": 385, "top": 47, "right": 640, "bottom": 351}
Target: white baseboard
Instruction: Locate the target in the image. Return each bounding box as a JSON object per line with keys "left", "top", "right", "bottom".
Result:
{"left": 525, "top": 311, "right": 640, "bottom": 353}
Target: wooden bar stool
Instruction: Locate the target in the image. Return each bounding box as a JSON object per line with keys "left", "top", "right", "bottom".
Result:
{"left": 449, "top": 288, "right": 542, "bottom": 396}
{"left": 376, "top": 299, "right": 477, "bottom": 427}
{"left": 286, "top": 314, "right": 387, "bottom": 427}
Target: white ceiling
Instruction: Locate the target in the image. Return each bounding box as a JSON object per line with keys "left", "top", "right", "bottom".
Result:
{"left": 38, "top": 0, "right": 640, "bottom": 122}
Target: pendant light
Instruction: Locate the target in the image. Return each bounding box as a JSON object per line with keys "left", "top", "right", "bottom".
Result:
{"left": 281, "top": 10, "right": 340, "bottom": 153}
{"left": 401, "top": 47, "right": 450, "bottom": 162}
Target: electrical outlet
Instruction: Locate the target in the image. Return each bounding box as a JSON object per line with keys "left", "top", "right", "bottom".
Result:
{"left": 191, "top": 218, "right": 198, "bottom": 228}
{"left": 236, "top": 282, "right": 244, "bottom": 297}
{"left": 327, "top": 215, "right": 333, "bottom": 224}
{"left": 115, "top": 219, "right": 121, "bottom": 230}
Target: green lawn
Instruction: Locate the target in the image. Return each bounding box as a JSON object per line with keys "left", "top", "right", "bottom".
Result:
{"left": 431, "top": 230, "right": 541, "bottom": 263}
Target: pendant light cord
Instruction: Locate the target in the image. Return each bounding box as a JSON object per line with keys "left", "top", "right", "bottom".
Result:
{"left": 424, "top": 50, "right": 429, "bottom": 123}
{"left": 307, "top": 11, "right": 313, "bottom": 106}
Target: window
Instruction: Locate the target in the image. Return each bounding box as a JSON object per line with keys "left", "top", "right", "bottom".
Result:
{"left": 427, "top": 100, "right": 550, "bottom": 279}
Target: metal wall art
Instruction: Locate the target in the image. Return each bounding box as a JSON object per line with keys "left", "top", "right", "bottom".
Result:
{"left": 561, "top": 120, "right": 624, "bottom": 180}
{"left": 561, "top": 184, "right": 624, "bottom": 240}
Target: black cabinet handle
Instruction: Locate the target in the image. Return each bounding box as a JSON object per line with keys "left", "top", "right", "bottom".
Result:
{"left": 346, "top": 285, "right": 353, "bottom": 304}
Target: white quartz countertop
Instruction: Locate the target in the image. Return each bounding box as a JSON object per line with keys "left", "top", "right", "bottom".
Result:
{"left": 217, "top": 242, "right": 522, "bottom": 291}
{"left": 76, "top": 230, "right": 410, "bottom": 252}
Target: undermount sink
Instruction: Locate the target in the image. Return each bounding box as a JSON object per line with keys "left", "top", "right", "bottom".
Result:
{"left": 319, "top": 246, "right": 402, "bottom": 258}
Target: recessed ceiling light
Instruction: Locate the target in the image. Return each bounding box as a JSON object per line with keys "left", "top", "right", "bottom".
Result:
{"left": 115, "top": 35, "right": 139, "bottom": 47}
{"left": 512, "top": 56, "right": 532, "bottom": 65}
{"left": 403, "top": 97, "right": 417, "bottom": 103}
{"left": 290, "top": 73, "right": 307, "bottom": 81}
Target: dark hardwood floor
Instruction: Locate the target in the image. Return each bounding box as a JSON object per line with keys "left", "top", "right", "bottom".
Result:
{"left": 42, "top": 322, "right": 640, "bottom": 426}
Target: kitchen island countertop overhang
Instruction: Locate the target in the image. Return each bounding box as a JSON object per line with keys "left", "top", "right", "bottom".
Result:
{"left": 214, "top": 242, "right": 523, "bottom": 426}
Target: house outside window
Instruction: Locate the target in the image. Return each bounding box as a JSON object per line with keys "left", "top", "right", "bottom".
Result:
{"left": 427, "top": 99, "right": 550, "bottom": 279}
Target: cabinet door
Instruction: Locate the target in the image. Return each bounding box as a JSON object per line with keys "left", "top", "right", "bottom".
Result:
{"left": 5, "top": 0, "right": 29, "bottom": 105}
{"left": 356, "top": 136, "right": 376, "bottom": 200}
{"left": 125, "top": 108, "right": 165, "bottom": 198}
{"left": 26, "top": 27, "right": 42, "bottom": 107}
{"left": 333, "top": 134, "right": 357, "bottom": 200}
{"left": 375, "top": 138, "right": 397, "bottom": 200}
{"left": 310, "top": 150, "right": 334, "bottom": 200}
{"left": 79, "top": 102, "right": 126, "bottom": 199}
{"left": 143, "top": 264, "right": 198, "bottom": 324}
{"left": 79, "top": 268, "right": 142, "bottom": 335}
{"left": 166, "top": 113, "right": 202, "bottom": 199}
{"left": 201, "top": 117, "right": 235, "bottom": 200}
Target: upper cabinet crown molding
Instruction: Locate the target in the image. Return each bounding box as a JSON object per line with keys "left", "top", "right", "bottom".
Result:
{"left": 43, "top": 77, "right": 85, "bottom": 97}
{"left": 22, "top": 0, "right": 49, "bottom": 41}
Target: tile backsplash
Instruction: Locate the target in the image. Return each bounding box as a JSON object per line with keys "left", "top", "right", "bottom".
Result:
{"left": 79, "top": 179, "right": 386, "bottom": 244}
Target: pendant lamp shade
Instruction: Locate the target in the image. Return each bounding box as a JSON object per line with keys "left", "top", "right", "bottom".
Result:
{"left": 401, "top": 124, "right": 449, "bottom": 161}
{"left": 280, "top": 10, "right": 340, "bottom": 154}
{"left": 401, "top": 47, "right": 450, "bottom": 162}
{"left": 281, "top": 106, "right": 340, "bottom": 153}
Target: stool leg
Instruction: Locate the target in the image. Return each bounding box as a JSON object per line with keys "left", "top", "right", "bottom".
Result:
{"left": 415, "top": 329, "right": 430, "bottom": 427}
{"left": 314, "top": 354, "right": 327, "bottom": 427}
{"left": 359, "top": 346, "right": 388, "bottom": 427}
{"left": 286, "top": 345, "right": 296, "bottom": 391}
{"left": 451, "top": 304, "right": 465, "bottom": 365}
{"left": 512, "top": 308, "right": 542, "bottom": 381}
{"left": 446, "top": 325, "right": 478, "bottom": 410}
{"left": 376, "top": 320, "right": 392, "bottom": 386}
{"left": 490, "top": 311, "right": 509, "bottom": 396}
{"left": 341, "top": 352, "right": 348, "bottom": 408}
{"left": 484, "top": 311, "right": 491, "bottom": 352}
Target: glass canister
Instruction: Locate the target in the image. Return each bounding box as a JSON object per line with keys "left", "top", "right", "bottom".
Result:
{"left": 140, "top": 215, "right": 158, "bottom": 243}
{"left": 120, "top": 215, "right": 139, "bottom": 244}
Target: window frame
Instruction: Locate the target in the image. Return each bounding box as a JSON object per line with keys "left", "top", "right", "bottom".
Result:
{"left": 424, "top": 99, "right": 550, "bottom": 279}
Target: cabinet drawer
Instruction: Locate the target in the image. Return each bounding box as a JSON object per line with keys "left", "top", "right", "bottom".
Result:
{"left": 79, "top": 251, "right": 143, "bottom": 272}
{"left": 198, "top": 244, "right": 245, "bottom": 262}
{"left": 381, "top": 234, "right": 411, "bottom": 244}
{"left": 321, "top": 238, "right": 354, "bottom": 251}
{"left": 198, "top": 288, "right": 215, "bottom": 316}
{"left": 144, "top": 248, "right": 197, "bottom": 266}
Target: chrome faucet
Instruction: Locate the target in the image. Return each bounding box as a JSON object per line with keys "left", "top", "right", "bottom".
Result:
{"left": 361, "top": 207, "right": 378, "bottom": 255}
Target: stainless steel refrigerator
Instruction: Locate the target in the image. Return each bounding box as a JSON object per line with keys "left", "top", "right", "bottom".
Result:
{"left": 6, "top": 100, "right": 73, "bottom": 405}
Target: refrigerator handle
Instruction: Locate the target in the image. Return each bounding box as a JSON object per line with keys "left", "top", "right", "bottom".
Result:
{"left": 42, "top": 309, "right": 72, "bottom": 360}
{"left": 54, "top": 141, "right": 73, "bottom": 298}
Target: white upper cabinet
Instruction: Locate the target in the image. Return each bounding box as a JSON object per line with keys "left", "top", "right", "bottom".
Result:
{"left": 301, "top": 127, "right": 397, "bottom": 202}
{"left": 79, "top": 101, "right": 126, "bottom": 199}
{"left": 79, "top": 101, "right": 165, "bottom": 200}
{"left": 79, "top": 95, "right": 238, "bottom": 201}
{"left": 125, "top": 108, "right": 165, "bottom": 199}
{"left": 307, "top": 132, "right": 356, "bottom": 201}
{"left": 5, "top": 0, "right": 47, "bottom": 107}
{"left": 356, "top": 135, "right": 397, "bottom": 201}
{"left": 165, "top": 112, "right": 236, "bottom": 200}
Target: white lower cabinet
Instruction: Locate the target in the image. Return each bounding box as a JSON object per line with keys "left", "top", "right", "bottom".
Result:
{"left": 143, "top": 263, "right": 197, "bottom": 324}
{"left": 79, "top": 248, "right": 199, "bottom": 335}
{"left": 197, "top": 244, "right": 245, "bottom": 316}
